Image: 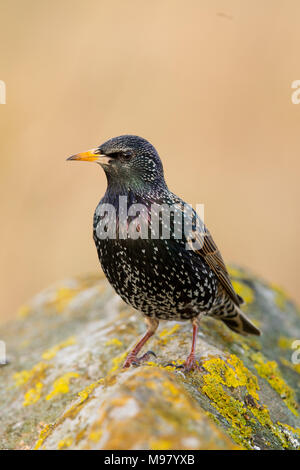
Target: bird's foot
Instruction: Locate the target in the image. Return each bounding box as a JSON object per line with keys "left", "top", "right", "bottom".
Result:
{"left": 181, "top": 355, "right": 204, "bottom": 372}
{"left": 123, "top": 350, "right": 157, "bottom": 368}
{"left": 166, "top": 355, "right": 204, "bottom": 373}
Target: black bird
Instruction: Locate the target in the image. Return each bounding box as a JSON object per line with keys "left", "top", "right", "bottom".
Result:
{"left": 67, "top": 135, "right": 260, "bottom": 371}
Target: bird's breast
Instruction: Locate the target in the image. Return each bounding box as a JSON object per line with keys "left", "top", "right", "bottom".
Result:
{"left": 92, "top": 197, "right": 218, "bottom": 317}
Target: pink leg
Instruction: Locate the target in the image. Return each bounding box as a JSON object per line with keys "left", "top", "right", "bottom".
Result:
{"left": 181, "top": 319, "right": 203, "bottom": 372}
{"left": 123, "top": 317, "right": 159, "bottom": 368}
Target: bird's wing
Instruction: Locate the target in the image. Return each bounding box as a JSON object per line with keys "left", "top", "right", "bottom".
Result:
{"left": 186, "top": 223, "right": 243, "bottom": 306}
{"left": 150, "top": 195, "right": 243, "bottom": 306}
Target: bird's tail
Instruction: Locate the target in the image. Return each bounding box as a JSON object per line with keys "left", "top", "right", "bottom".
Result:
{"left": 222, "top": 305, "right": 261, "bottom": 336}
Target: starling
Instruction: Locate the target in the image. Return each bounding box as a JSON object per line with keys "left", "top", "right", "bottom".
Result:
{"left": 67, "top": 135, "right": 260, "bottom": 371}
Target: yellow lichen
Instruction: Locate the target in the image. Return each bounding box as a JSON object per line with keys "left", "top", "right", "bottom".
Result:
{"left": 60, "top": 379, "right": 104, "bottom": 421}
{"left": 227, "top": 266, "right": 250, "bottom": 280}
{"left": 159, "top": 324, "right": 180, "bottom": 338}
{"left": 252, "top": 352, "right": 298, "bottom": 416}
{"left": 48, "top": 287, "right": 79, "bottom": 313}
{"left": 231, "top": 280, "right": 254, "bottom": 304}
{"left": 227, "top": 355, "right": 260, "bottom": 399}
{"left": 203, "top": 355, "right": 260, "bottom": 399}
{"left": 196, "top": 353, "right": 299, "bottom": 449}
{"left": 202, "top": 356, "right": 288, "bottom": 449}
{"left": 23, "top": 382, "right": 43, "bottom": 406}
{"left": 109, "top": 396, "right": 132, "bottom": 408}
{"left": 78, "top": 379, "right": 103, "bottom": 401}
{"left": 200, "top": 355, "right": 261, "bottom": 448}
{"left": 150, "top": 439, "right": 172, "bottom": 450}
{"left": 75, "top": 428, "right": 86, "bottom": 444}
{"left": 57, "top": 437, "right": 73, "bottom": 449}
{"left": 162, "top": 380, "right": 181, "bottom": 398}
{"left": 46, "top": 372, "right": 80, "bottom": 400}
{"left": 34, "top": 424, "right": 54, "bottom": 450}
{"left": 42, "top": 336, "right": 76, "bottom": 360}
{"left": 249, "top": 404, "right": 272, "bottom": 427}
{"left": 109, "top": 352, "right": 128, "bottom": 373}
{"left": 13, "top": 362, "right": 50, "bottom": 387}
{"left": 277, "top": 422, "right": 300, "bottom": 438}
{"left": 247, "top": 405, "right": 297, "bottom": 449}
{"left": 105, "top": 338, "right": 123, "bottom": 347}
{"left": 17, "top": 304, "right": 31, "bottom": 319}
{"left": 34, "top": 378, "right": 104, "bottom": 449}
{"left": 158, "top": 324, "right": 181, "bottom": 345}
{"left": 277, "top": 336, "right": 294, "bottom": 350}
{"left": 89, "top": 430, "right": 103, "bottom": 442}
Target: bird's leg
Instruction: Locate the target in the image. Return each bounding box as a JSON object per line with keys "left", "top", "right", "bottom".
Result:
{"left": 123, "top": 317, "right": 159, "bottom": 368}
{"left": 181, "top": 318, "right": 204, "bottom": 372}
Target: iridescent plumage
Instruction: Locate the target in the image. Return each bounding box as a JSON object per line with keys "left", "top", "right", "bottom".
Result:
{"left": 68, "top": 135, "right": 260, "bottom": 370}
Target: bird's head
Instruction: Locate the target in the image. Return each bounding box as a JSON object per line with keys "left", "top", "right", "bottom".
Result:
{"left": 67, "top": 135, "right": 166, "bottom": 192}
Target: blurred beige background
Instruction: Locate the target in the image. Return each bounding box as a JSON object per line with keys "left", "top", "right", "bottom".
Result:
{"left": 0, "top": 0, "right": 299, "bottom": 324}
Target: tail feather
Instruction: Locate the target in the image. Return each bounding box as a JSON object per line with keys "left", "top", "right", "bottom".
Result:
{"left": 222, "top": 306, "right": 261, "bottom": 336}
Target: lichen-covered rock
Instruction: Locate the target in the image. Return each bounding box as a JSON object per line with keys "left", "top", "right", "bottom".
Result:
{"left": 0, "top": 268, "right": 299, "bottom": 450}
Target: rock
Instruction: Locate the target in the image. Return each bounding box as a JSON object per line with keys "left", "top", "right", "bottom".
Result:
{"left": 0, "top": 268, "right": 300, "bottom": 450}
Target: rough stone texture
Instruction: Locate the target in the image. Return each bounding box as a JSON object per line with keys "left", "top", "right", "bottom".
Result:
{"left": 0, "top": 267, "right": 299, "bottom": 450}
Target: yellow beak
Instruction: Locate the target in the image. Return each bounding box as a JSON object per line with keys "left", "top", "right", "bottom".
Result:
{"left": 67, "top": 148, "right": 111, "bottom": 164}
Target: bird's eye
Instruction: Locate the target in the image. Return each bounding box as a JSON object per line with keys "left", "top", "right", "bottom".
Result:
{"left": 107, "top": 151, "right": 132, "bottom": 160}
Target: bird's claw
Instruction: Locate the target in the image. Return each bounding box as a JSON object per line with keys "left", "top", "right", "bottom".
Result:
{"left": 182, "top": 356, "right": 205, "bottom": 372}
{"left": 164, "top": 362, "right": 185, "bottom": 370}
{"left": 123, "top": 350, "right": 157, "bottom": 368}
{"left": 165, "top": 357, "right": 204, "bottom": 373}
